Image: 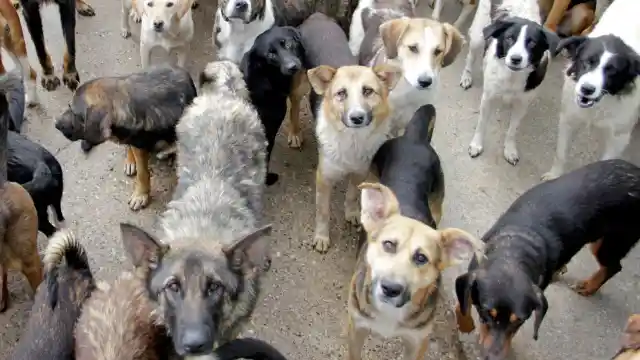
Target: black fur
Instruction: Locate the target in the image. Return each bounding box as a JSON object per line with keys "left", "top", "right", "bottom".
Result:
{"left": 483, "top": 16, "right": 559, "bottom": 92}
{"left": 8, "top": 131, "right": 65, "bottom": 237}
{"left": 556, "top": 34, "right": 640, "bottom": 98}
{"left": 371, "top": 105, "right": 442, "bottom": 228}
{"left": 214, "top": 338, "right": 288, "bottom": 360}
{"left": 455, "top": 159, "right": 640, "bottom": 358}
{"left": 241, "top": 26, "right": 305, "bottom": 186}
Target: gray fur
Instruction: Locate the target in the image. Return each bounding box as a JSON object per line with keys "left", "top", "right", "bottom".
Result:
{"left": 299, "top": 12, "right": 356, "bottom": 68}
{"left": 358, "top": 8, "right": 405, "bottom": 66}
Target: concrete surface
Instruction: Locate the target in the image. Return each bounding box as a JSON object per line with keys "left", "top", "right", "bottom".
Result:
{"left": 0, "top": 1, "right": 639, "bottom": 360}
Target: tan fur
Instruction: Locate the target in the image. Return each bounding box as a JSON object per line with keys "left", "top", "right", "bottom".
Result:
{"left": 541, "top": 0, "right": 597, "bottom": 35}
{"left": 285, "top": 70, "right": 309, "bottom": 149}
{"left": 347, "top": 183, "right": 483, "bottom": 360}
{"left": 612, "top": 314, "right": 640, "bottom": 360}
{"left": 0, "top": 182, "right": 41, "bottom": 311}
{"left": 307, "top": 64, "right": 401, "bottom": 253}
{"left": 75, "top": 272, "right": 166, "bottom": 360}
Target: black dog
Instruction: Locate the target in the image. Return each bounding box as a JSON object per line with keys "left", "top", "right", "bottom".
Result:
{"left": 371, "top": 104, "right": 443, "bottom": 228}
{"left": 214, "top": 338, "right": 288, "bottom": 360}
{"left": 455, "top": 159, "right": 640, "bottom": 360}
{"left": 241, "top": 26, "right": 305, "bottom": 186}
{"left": 8, "top": 131, "right": 65, "bottom": 237}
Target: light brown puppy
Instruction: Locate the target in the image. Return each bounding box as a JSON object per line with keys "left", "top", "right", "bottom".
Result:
{"left": 308, "top": 64, "right": 401, "bottom": 253}
{"left": 347, "top": 183, "right": 483, "bottom": 360}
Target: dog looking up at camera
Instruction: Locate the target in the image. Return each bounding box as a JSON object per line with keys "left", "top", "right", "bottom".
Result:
{"left": 459, "top": 0, "right": 560, "bottom": 166}
{"left": 120, "top": 61, "right": 272, "bottom": 359}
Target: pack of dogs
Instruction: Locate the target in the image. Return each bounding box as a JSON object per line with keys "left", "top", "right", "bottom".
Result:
{"left": 0, "top": 0, "right": 638, "bottom": 359}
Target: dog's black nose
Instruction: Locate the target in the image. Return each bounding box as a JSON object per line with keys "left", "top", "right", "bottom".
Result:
{"left": 153, "top": 20, "right": 164, "bottom": 31}
{"left": 510, "top": 54, "right": 523, "bottom": 65}
{"left": 417, "top": 75, "right": 432, "bottom": 89}
{"left": 380, "top": 280, "right": 404, "bottom": 298}
{"left": 580, "top": 83, "right": 596, "bottom": 96}
{"left": 349, "top": 112, "right": 366, "bottom": 125}
{"left": 285, "top": 62, "right": 299, "bottom": 73}
{"left": 181, "top": 330, "right": 209, "bottom": 354}
{"left": 235, "top": 1, "right": 248, "bottom": 11}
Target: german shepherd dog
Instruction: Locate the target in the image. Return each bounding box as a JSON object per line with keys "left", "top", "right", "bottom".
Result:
{"left": 54, "top": 66, "right": 197, "bottom": 211}
{"left": 120, "top": 61, "right": 272, "bottom": 358}
{"left": 0, "top": 71, "right": 41, "bottom": 312}
{"left": 10, "top": 229, "right": 95, "bottom": 360}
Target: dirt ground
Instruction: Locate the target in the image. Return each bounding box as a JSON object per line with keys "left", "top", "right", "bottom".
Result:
{"left": 0, "top": 1, "right": 639, "bottom": 360}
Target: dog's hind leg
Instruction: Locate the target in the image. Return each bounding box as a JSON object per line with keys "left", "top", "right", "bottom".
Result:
{"left": 543, "top": 0, "right": 571, "bottom": 32}
{"left": 58, "top": 0, "right": 80, "bottom": 91}
{"left": 21, "top": 1, "right": 60, "bottom": 91}
{"left": 129, "top": 147, "right": 151, "bottom": 211}
{"left": 313, "top": 163, "right": 336, "bottom": 253}
{"left": 542, "top": 109, "right": 581, "bottom": 181}
{"left": 575, "top": 236, "right": 635, "bottom": 296}
{"left": 124, "top": 146, "right": 137, "bottom": 176}
{"left": 428, "top": 168, "right": 445, "bottom": 227}
{"left": 0, "top": 265, "right": 7, "bottom": 312}
{"left": 287, "top": 71, "right": 308, "bottom": 149}
{"left": 345, "top": 173, "right": 367, "bottom": 227}
{"left": 468, "top": 93, "right": 496, "bottom": 158}
{"left": 76, "top": 0, "right": 96, "bottom": 16}
{"left": 4, "top": 3, "right": 39, "bottom": 106}
{"left": 347, "top": 317, "right": 368, "bottom": 360}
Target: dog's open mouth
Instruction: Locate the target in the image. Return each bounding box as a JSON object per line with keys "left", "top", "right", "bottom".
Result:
{"left": 575, "top": 93, "right": 603, "bottom": 108}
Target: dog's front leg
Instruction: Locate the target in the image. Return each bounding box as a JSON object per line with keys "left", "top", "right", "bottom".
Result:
{"left": 345, "top": 172, "right": 367, "bottom": 226}
{"left": 287, "top": 71, "right": 308, "bottom": 149}
{"left": 459, "top": 34, "right": 482, "bottom": 89}
{"left": 543, "top": 0, "right": 571, "bottom": 32}
{"left": 124, "top": 146, "right": 137, "bottom": 176}
{"left": 121, "top": 0, "right": 133, "bottom": 38}
{"left": 58, "top": 0, "right": 80, "bottom": 91}
{"left": 541, "top": 112, "right": 580, "bottom": 181}
{"left": 401, "top": 336, "right": 429, "bottom": 360}
{"left": 430, "top": 0, "right": 444, "bottom": 20}
{"left": 129, "top": 147, "right": 151, "bottom": 211}
{"left": 502, "top": 98, "right": 530, "bottom": 166}
{"left": 347, "top": 317, "right": 368, "bottom": 360}
{"left": 21, "top": 1, "right": 60, "bottom": 91}
{"left": 314, "top": 164, "right": 336, "bottom": 253}
{"left": 453, "top": 3, "right": 476, "bottom": 29}
{"left": 601, "top": 121, "right": 635, "bottom": 161}
{"left": 176, "top": 45, "right": 189, "bottom": 68}
{"left": 140, "top": 42, "right": 153, "bottom": 68}
{"left": 468, "top": 93, "right": 496, "bottom": 158}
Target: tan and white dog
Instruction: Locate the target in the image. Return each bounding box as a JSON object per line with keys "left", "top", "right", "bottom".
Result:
{"left": 430, "top": 0, "right": 477, "bottom": 29}
{"left": 308, "top": 64, "right": 401, "bottom": 253}
{"left": 350, "top": 2, "right": 464, "bottom": 135}
{"left": 347, "top": 183, "right": 482, "bottom": 360}
{"left": 121, "top": 0, "right": 195, "bottom": 68}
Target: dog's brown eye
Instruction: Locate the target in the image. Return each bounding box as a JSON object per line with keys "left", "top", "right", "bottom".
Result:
{"left": 335, "top": 88, "right": 347, "bottom": 100}
{"left": 362, "top": 86, "right": 374, "bottom": 96}
{"left": 408, "top": 44, "right": 419, "bottom": 53}
{"left": 166, "top": 280, "right": 180, "bottom": 293}
{"left": 382, "top": 240, "right": 396, "bottom": 253}
{"left": 434, "top": 48, "right": 442, "bottom": 56}
{"left": 166, "top": 1, "right": 174, "bottom": 6}
{"left": 147, "top": 1, "right": 153, "bottom": 6}
{"left": 413, "top": 251, "right": 428, "bottom": 265}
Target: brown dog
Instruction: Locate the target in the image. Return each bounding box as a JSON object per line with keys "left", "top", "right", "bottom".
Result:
{"left": 541, "top": 0, "right": 610, "bottom": 36}
{"left": 0, "top": 71, "right": 41, "bottom": 312}
{"left": 612, "top": 314, "right": 640, "bottom": 360}
{"left": 10, "top": 229, "right": 95, "bottom": 360}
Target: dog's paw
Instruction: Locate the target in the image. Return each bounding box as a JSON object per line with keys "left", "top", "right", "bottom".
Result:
{"left": 345, "top": 208, "right": 360, "bottom": 227}
{"left": 121, "top": 29, "right": 132, "bottom": 38}
{"left": 191, "top": 0, "right": 199, "bottom": 8}
{"left": 124, "top": 162, "right": 137, "bottom": 176}
{"left": 41, "top": 74, "right": 60, "bottom": 91}
{"left": 63, "top": 71, "right": 80, "bottom": 91}
{"left": 468, "top": 142, "right": 484, "bottom": 158}
{"left": 128, "top": 191, "right": 150, "bottom": 211}
{"left": 11, "top": 0, "right": 20, "bottom": 10}
{"left": 541, "top": 169, "right": 561, "bottom": 182}
{"left": 130, "top": 9, "right": 142, "bottom": 23}
{"left": 459, "top": 71, "right": 473, "bottom": 90}
{"left": 287, "top": 133, "right": 303, "bottom": 149}
{"left": 80, "top": 140, "right": 94, "bottom": 153}
{"left": 266, "top": 173, "right": 279, "bottom": 186}
{"left": 572, "top": 279, "right": 599, "bottom": 297}
{"left": 313, "top": 234, "right": 331, "bottom": 253}
{"left": 552, "top": 265, "right": 568, "bottom": 283}
{"left": 503, "top": 145, "right": 519, "bottom": 166}
{"left": 77, "top": 3, "right": 96, "bottom": 16}
{"left": 25, "top": 93, "right": 38, "bottom": 108}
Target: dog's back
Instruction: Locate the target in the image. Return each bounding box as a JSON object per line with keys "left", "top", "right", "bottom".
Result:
{"left": 214, "top": 338, "right": 288, "bottom": 360}
{"left": 10, "top": 229, "right": 95, "bottom": 360}
{"left": 300, "top": 12, "right": 356, "bottom": 69}
{"left": 372, "top": 104, "right": 443, "bottom": 227}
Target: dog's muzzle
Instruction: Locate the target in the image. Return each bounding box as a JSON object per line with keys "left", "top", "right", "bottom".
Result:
{"left": 342, "top": 109, "right": 372, "bottom": 128}
{"left": 178, "top": 327, "right": 214, "bottom": 356}
{"left": 505, "top": 54, "right": 527, "bottom": 71}
{"left": 575, "top": 83, "right": 604, "bottom": 109}
{"left": 280, "top": 59, "right": 301, "bottom": 76}
{"left": 374, "top": 278, "right": 410, "bottom": 308}
{"left": 227, "top": 0, "right": 250, "bottom": 21}
{"left": 153, "top": 20, "right": 164, "bottom": 32}
{"left": 416, "top": 75, "right": 433, "bottom": 90}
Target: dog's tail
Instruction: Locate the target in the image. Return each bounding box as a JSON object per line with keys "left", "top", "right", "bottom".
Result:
{"left": 43, "top": 228, "right": 94, "bottom": 310}
{"left": 214, "top": 338, "right": 288, "bottom": 360}
{"left": 404, "top": 104, "right": 436, "bottom": 144}
{"left": 20, "top": 162, "right": 53, "bottom": 198}
{"left": 0, "top": 71, "right": 22, "bottom": 186}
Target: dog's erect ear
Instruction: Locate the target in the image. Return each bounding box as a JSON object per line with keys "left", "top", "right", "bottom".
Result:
{"left": 373, "top": 64, "right": 402, "bottom": 91}
{"left": 554, "top": 35, "right": 587, "bottom": 58}
{"left": 307, "top": 65, "right": 337, "bottom": 95}
{"left": 531, "top": 284, "right": 548, "bottom": 341}
{"left": 442, "top": 23, "right": 465, "bottom": 67}
{"left": 84, "top": 106, "right": 111, "bottom": 146}
{"left": 438, "top": 228, "right": 484, "bottom": 268}
{"left": 358, "top": 182, "right": 400, "bottom": 234}
{"left": 380, "top": 18, "right": 410, "bottom": 59}
{"left": 223, "top": 224, "right": 272, "bottom": 268}
{"left": 120, "top": 223, "right": 169, "bottom": 270}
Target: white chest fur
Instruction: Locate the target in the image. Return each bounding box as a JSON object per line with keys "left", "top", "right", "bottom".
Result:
{"left": 315, "top": 107, "right": 392, "bottom": 181}
{"left": 352, "top": 297, "right": 432, "bottom": 340}
{"left": 389, "top": 77, "right": 436, "bottom": 131}
{"left": 214, "top": 4, "right": 275, "bottom": 64}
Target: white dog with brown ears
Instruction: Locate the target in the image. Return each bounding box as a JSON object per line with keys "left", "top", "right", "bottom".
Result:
{"left": 121, "top": 0, "right": 195, "bottom": 68}
{"left": 350, "top": 0, "right": 465, "bottom": 135}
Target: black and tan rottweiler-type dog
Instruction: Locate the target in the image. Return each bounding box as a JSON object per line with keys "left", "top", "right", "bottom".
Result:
{"left": 455, "top": 159, "right": 640, "bottom": 360}
{"left": 54, "top": 66, "right": 197, "bottom": 211}
{"left": 10, "top": 229, "right": 95, "bottom": 360}
{"left": 0, "top": 71, "right": 41, "bottom": 312}
{"left": 241, "top": 25, "right": 307, "bottom": 186}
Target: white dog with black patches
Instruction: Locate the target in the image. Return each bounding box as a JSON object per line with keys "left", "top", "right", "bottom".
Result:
{"left": 459, "top": 0, "right": 559, "bottom": 165}
{"left": 542, "top": 0, "right": 640, "bottom": 181}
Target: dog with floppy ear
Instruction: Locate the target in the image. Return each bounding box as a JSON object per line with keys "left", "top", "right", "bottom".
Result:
{"left": 459, "top": 0, "right": 560, "bottom": 166}
{"left": 307, "top": 64, "right": 401, "bottom": 253}
{"left": 352, "top": 4, "right": 465, "bottom": 135}
{"left": 347, "top": 182, "right": 483, "bottom": 360}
